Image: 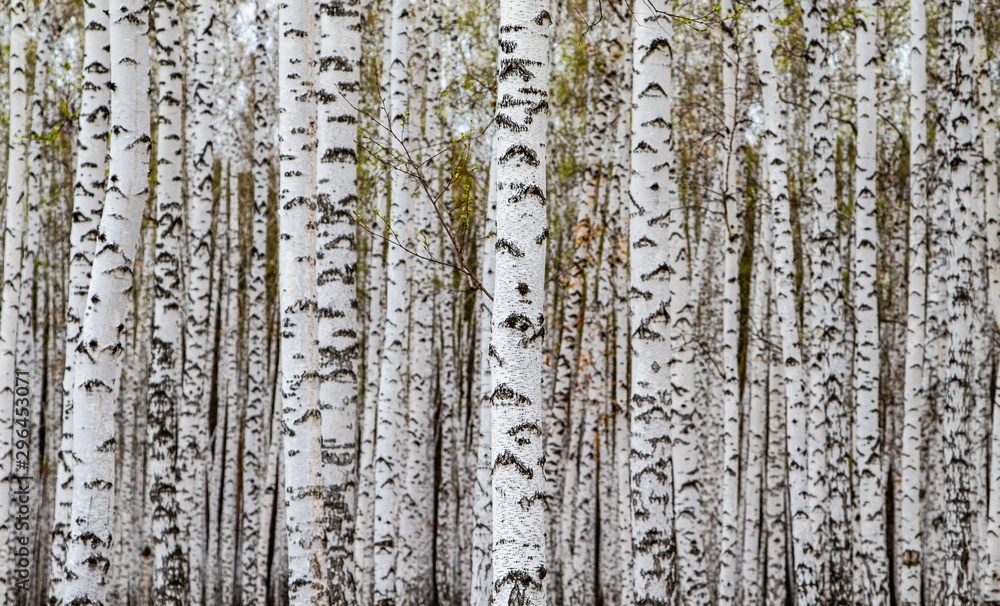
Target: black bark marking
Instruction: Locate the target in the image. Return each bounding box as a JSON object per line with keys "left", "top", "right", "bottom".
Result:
{"left": 499, "top": 144, "right": 539, "bottom": 167}
{"left": 510, "top": 184, "right": 545, "bottom": 205}
{"left": 501, "top": 313, "right": 533, "bottom": 332}
{"left": 493, "top": 450, "right": 533, "bottom": 479}
{"left": 496, "top": 238, "right": 525, "bottom": 257}
{"left": 492, "top": 383, "right": 531, "bottom": 406}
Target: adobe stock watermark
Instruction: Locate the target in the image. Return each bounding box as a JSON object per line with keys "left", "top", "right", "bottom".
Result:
{"left": 11, "top": 367, "right": 31, "bottom": 592}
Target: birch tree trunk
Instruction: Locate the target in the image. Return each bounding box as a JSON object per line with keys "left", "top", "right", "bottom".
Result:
{"left": 717, "top": 2, "right": 743, "bottom": 601}
{"left": 63, "top": 0, "right": 150, "bottom": 599}
{"left": 277, "top": 0, "right": 328, "bottom": 600}
{"left": 50, "top": 0, "right": 110, "bottom": 598}
{"left": 942, "top": 0, "right": 977, "bottom": 601}
{"left": 627, "top": 2, "right": 676, "bottom": 602}
{"left": 765, "top": 289, "right": 788, "bottom": 606}
{"left": 315, "top": 0, "right": 361, "bottom": 601}
{"left": 979, "top": 9, "right": 1000, "bottom": 598}
{"left": 241, "top": 5, "right": 273, "bottom": 603}
{"left": 742, "top": 172, "right": 774, "bottom": 605}
{"left": 0, "top": 0, "right": 31, "bottom": 593}
{"left": 471, "top": 156, "right": 497, "bottom": 606}
{"left": 853, "top": 1, "right": 888, "bottom": 603}
{"left": 395, "top": 2, "right": 435, "bottom": 599}
{"left": 489, "top": 0, "right": 552, "bottom": 603}
{"left": 801, "top": 0, "right": 844, "bottom": 598}
{"left": 899, "top": 0, "right": 928, "bottom": 601}
{"left": 373, "top": 0, "right": 412, "bottom": 601}
{"left": 147, "top": 0, "right": 186, "bottom": 599}
{"left": 752, "top": 0, "right": 816, "bottom": 600}
{"left": 181, "top": 0, "right": 217, "bottom": 600}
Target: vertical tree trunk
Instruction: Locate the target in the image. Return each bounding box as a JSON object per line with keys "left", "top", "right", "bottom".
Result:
{"left": 471, "top": 156, "right": 497, "bottom": 606}
{"left": 743, "top": 180, "right": 773, "bottom": 605}
{"left": 899, "top": 0, "right": 928, "bottom": 601}
{"left": 0, "top": 0, "right": 30, "bottom": 593}
{"left": 979, "top": 8, "right": 1000, "bottom": 599}
{"left": 50, "top": 0, "right": 110, "bottom": 599}
{"left": 241, "top": 5, "right": 273, "bottom": 603}
{"left": 626, "top": 2, "right": 676, "bottom": 602}
{"left": 315, "top": 0, "right": 362, "bottom": 602}
{"left": 148, "top": 0, "right": 186, "bottom": 599}
{"left": 853, "top": 1, "right": 888, "bottom": 603}
{"left": 213, "top": 151, "right": 242, "bottom": 606}
{"left": 395, "top": 2, "right": 435, "bottom": 600}
{"left": 373, "top": 0, "right": 412, "bottom": 602}
{"left": 355, "top": 10, "right": 393, "bottom": 603}
{"left": 277, "top": 0, "right": 327, "bottom": 599}
{"left": 752, "top": 0, "right": 815, "bottom": 601}
{"left": 942, "top": 0, "right": 977, "bottom": 602}
{"left": 63, "top": 0, "right": 150, "bottom": 599}
{"left": 801, "top": 0, "right": 845, "bottom": 598}
{"left": 765, "top": 289, "right": 788, "bottom": 606}
{"left": 717, "top": 2, "right": 743, "bottom": 601}
{"left": 181, "top": 1, "right": 217, "bottom": 600}
{"left": 489, "top": 0, "right": 552, "bottom": 603}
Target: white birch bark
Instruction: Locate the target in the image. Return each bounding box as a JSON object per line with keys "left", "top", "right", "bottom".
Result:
{"left": 147, "top": 0, "right": 186, "bottom": 599}
{"left": 471, "top": 155, "right": 497, "bottom": 606}
{"left": 489, "top": 0, "right": 552, "bottom": 602}
{"left": 241, "top": 5, "right": 273, "bottom": 603}
{"left": 942, "top": 0, "right": 977, "bottom": 601}
{"left": 899, "top": 0, "right": 928, "bottom": 601}
{"left": 52, "top": 0, "right": 110, "bottom": 597}
{"left": 354, "top": 11, "right": 391, "bottom": 597}
{"left": 181, "top": 0, "right": 217, "bottom": 599}
{"left": 0, "top": 0, "right": 30, "bottom": 593}
{"left": 980, "top": 11, "right": 1000, "bottom": 599}
{"left": 742, "top": 182, "right": 774, "bottom": 605}
{"left": 373, "top": 0, "right": 412, "bottom": 601}
{"left": 853, "top": 1, "right": 888, "bottom": 603}
{"left": 394, "top": 2, "right": 435, "bottom": 599}
{"left": 800, "top": 0, "right": 843, "bottom": 599}
{"left": 627, "top": 2, "right": 676, "bottom": 602}
{"left": 63, "top": 0, "right": 150, "bottom": 599}
{"left": 752, "top": 1, "right": 814, "bottom": 601}
{"left": 256, "top": 384, "right": 285, "bottom": 605}
{"left": 278, "top": 0, "right": 328, "bottom": 598}
{"left": 210, "top": 150, "right": 241, "bottom": 606}
{"left": 765, "top": 288, "right": 788, "bottom": 606}
{"left": 717, "top": 2, "right": 742, "bottom": 601}
{"left": 315, "top": 0, "right": 361, "bottom": 601}
{"left": 665, "top": 29, "right": 710, "bottom": 606}
{"left": 354, "top": 217, "right": 384, "bottom": 606}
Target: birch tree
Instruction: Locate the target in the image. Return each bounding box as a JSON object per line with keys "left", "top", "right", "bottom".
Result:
{"left": 315, "top": 0, "right": 362, "bottom": 601}
{"left": 899, "top": 0, "right": 928, "bottom": 601}
{"left": 472, "top": 156, "right": 497, "bottom": 606}
{"left": 147, "top": 0, "right": 186, "bottom": 599}
{"left": 0, "top": 0, "right": 30, "bottom": 593}
{"left": 49, "top": 0, "right": 111, "bottom": 596}
{"left": 488, "top": 0, "right": 552, "bottom": 603}
{"left": 63, "top": 0, "right": 150, "bottom": 599}
{"left": 942, "top": 0, "right": 977, "bottom": 601}
{"left": 853, "top": 1, "right": 888, "bottom": 602}
{"left": 181, "top": 0, "right": 217, "bottom": 598}
{"left": 373, "top": 0, "right": 412, "bottom": 601}
{"left": 277, "top": 0, "right": 328, "bottom": 599}
{"left": 241, "top": 3, "right": 274, "bottom": 603}
{"left": 801, "top": 0, "right": 843, "bottom": 597}
{"left": 717, "top": 2, "right": 743, "bottom": 601}
{"left": 627, "top": 2, "right": 676, "bottom": 603}
{"left": 979, "top": 9, "right": 1000, "bottom": 599}
{"left": 751, "top": 0, "right": 816, "bottom": 600}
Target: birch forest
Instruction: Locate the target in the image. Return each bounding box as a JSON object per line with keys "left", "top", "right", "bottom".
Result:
{"left": 3, "top": 0, "right": 1000, "bottom": 603}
